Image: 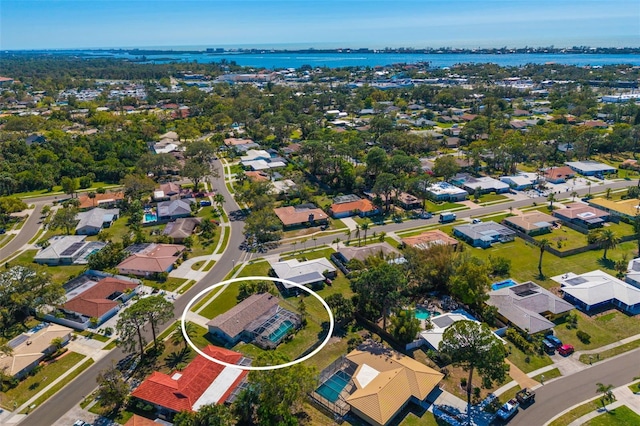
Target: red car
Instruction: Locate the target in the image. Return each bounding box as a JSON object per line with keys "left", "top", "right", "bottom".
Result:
{"left": 558, "top": 344, "right": 574, "bottom": 356}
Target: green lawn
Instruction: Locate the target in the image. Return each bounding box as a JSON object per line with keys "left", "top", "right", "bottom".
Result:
{"left": 532, "top": 226, "right": 590, "bottom": 251}
{"left": 9, "top": 249, "right": 87, "bottom": 284}
{"left": 141, "top": 277, "right": 187, "bottom": 292}
{"left": 554, "top": 310, "right": 640, "bottom": 352}
{"left": 20, "top": 358, "right": 94, "bottom": 413}
{"left": 548, "top": 400, "right": 602, "bottom": 426}
{"left": 476, "top": 193, "right": 509, "bottom": 205}
{"left": 0, "top": 352, "right": 86, "bottom": 410}
{"left": 531, "top": 367, "right": 562, "bottom": 383}
{"left": 578, "top": 338, "right": 640, "bottom": 364}
{"left": 584, "top": 405, "right": 640, "bottom": 426}
{"left": 507, "top": 344, "right": 553, "bottom": 373}
{"left": 425, "top": 199, "right": 467, "bottom": 212}
{"left": 628, "top": 381, "right": 640, "bottom": 394}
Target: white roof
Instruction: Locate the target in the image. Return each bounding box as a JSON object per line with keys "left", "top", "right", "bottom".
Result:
{"left": 271, "top": 179, "right": 296, "bottom": 194}
{"left": 500, "top": 172, "right": 538, "bottom": 186}
{"left": 154, "top": 143, "right": 179, "bottom": 154}
{"left": 419, "top": 312, "right": 478, "bottom": 350}
{"left": 76, "top": 208, "right": 119, "bottom": 231}
{"left": 242, "top": 159, "right": 270, "bottom": 170}
{"left": 270, "top": 258, "right": 336, "bottom": 289}
{"left": 627, "top": 258, "right": 640, "bottom": 286}
{"left": 240, "top": 149, "right": 271, "bottom": 162}
{"left": 354, "top": 363, "right": 379, "bottom": 389}
{"left": 427, "top": 182, "right": 468, "bottom": 196}
{"left": 462, "top": 176, "right": 510, "bottom": 192}
{"left": 192, "top": 366, "right": 244, "bottom": 410}
{"left": 565, "top": 161, "right": 616, "bottom": 173}
{"left": 555, "top": 270, "right": 640, "bottom": 307}
{"left": 34, "top": 235, "right": 87, "bottom": 261}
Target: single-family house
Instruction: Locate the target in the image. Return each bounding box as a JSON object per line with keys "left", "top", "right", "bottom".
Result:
{"left": 565, "top": 161, "right": 616, "bottom": 177}
{"left": 451, "top": 173, "right": 510, "bottom": 194}
{"left": 75, "top": 208, "right": 119, "bottom": 235}
{"left": 117, "top": 243, "right": 186, "bottom": 277}
{"left": 503, "top": 212, "right": 557, "bottom": 235}
{"left": 337, "top": 242, "right": 402, "bottom": 263}
{"left": 157, "top": 199, "right": 195, "bottom": 221}
{"left": 130, "top": 345, "right": 248, "bottom": 415}
{"left": 46, "top": 272, "right": 141, "bottom": 330}
{"left": 543, "top": 166, "right": 576, "bottom": 183}
{"left": 0, "top": 324, "right": 72, "bottom": 379}
{"left": 588, "top": 197, "right": 640, "bottom": 221}
{"left": 395, "top": 192, "right": 422, "bottom": 210}
{"left": 583, "top": 120, "right": 608, "bottom": 129}
{"left": 402, "top": 230, "right": 458, "bottom": 250}
{"left": 453, "top": 221, "right": 516, "bottom": 248}
{"left": 77, "top": 191, "right": 124, "bottom": 210}
{"left": 207, "top": 293, "right": 301, "bottom": 349}
{"left": 625, "top": 258, "right": 640, "bottom": 288}
{"left": 338, "top": 343, "right": 444, "bottom": 426}
{"left": 553, "top": 203, "right": 610, "bottom": 231}
{"left": 554, "top": 270, "right": 640, "bottom": 314}
{"left": 163, "top": 217, "right": 202, "bottom": 243}
{"left": 329, "top": 195, "right": 379, "bottom": 218}
{"left": 486, "top": 281, "right": 573, "bottom": 334}
{"left": 270, "top": 257, "right": 336, "bottom": 292}
{"left": 273, "top": 204, "right": 328, "bottom": 228}
{"left": 500, "top": 172, "right": 539, "bottom": 190}
{"left": 34, "top": 235, "right": 106, "bottom": 266}
{"left": 425, "top": 182, "right": 468, "bottom": 202}
{"left": 153, "top": 182, "right": 182, "bottom": 201}
{"left": 416, "top": 311, "right": 502, "bottom": 350}
{"left": 270, "top": 179, "right": 297, "bottom": 196}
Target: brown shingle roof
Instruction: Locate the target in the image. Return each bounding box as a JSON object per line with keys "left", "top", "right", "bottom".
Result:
{"left": 63, "top": 277, "right": 139, "bottom": 318}
{"left": 330, "top": 199, "right": 376, "bottom": 216}
{"left": 207, "top": 293, "right": 279, "bottom": 339}
{"left": 117, "top": 244, "right": 185, "bottom": 274}
{"left": 273, "top": 205, "right": 328, "bottom": 226}
{"left": 77, "top": 191, "right": 124, "bottom": 209}
{"left": 402, "top": 230, "right": 458, "bottom": 249}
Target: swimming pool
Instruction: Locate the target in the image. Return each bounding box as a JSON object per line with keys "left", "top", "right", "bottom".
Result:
{"left": 316, "top": 370, "right": 351, "bottom": 403}
{"left": 143, "top": 213, "right": 157, "bottom": 223}
{"left": 413, "top": 307, "right": 439, "bottom": 320}
{"left": 492, "top": 279, "right": 518, "bottom": 291}
{"left": 267, "top": 320, "right": 293, "bottom": 343}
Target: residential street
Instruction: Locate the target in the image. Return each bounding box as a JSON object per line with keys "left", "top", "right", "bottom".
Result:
{"left": 11, "top": 175, "right": 640, "bottom": 425}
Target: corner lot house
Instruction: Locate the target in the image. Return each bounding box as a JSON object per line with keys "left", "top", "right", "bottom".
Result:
{"left": 503, "top": 212, "right": 557, "bottom": 236}
{"left": 130, "top": 345, "right": 248, "bottom": 416}
{"left": 0, "top": 324, "right": 72, "bottom": 378}
{"left": 554, "top": 270, "right": 640, "bottom": 314}
{"left": 117, "top": 243, "right": 185, "bottom": 277}
{"left": 565, "top": 161, "right": 616, "bottom": 177}
{"left": 45, "top": 272, "right": 141, "bottom": 330}
{"left": 453, "top": 221, "right": 516, "bottom": 248}
{"left": 273, "top": 204, "right": 328, "bottom": 228}
{"left": 207, "top": 293, "right": 301, "bottom": 349}
{"left": 553, "top": 202, "right": 609, "bottom": 231}
{"left": 486, "top": 281, "right": 573, "bottom": 334}
{"left": 313, "top": 342, "right": 443, "bottom": 426}
{"left": 270, "top": 257, "right": 336, "bottom": 291}
{"left": 75, "top": 208, "right": 120, "bottom": 235}
{"left": 34, "top": 235, "right": 106, "bottom": 266}
{"left": 402, "top": 230, "right": 458, "bottom": 250}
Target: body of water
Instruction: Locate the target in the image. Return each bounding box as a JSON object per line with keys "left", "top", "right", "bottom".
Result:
{"left": 72, "top": 51, "right": 640, "bottom": 68}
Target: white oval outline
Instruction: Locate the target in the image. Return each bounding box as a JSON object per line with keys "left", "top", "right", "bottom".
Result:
{"left": 181, "top": 275, "right": 334, "bottom": 371}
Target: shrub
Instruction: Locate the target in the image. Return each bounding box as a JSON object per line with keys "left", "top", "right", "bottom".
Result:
{"left": 460, "top": 377, "right": 467, "bottom": 388}
{"left": 576, "top": 330, "right": 591, "bottom": 344}
{"left": 506, "top": 328, "right": 533, "bottom": 354}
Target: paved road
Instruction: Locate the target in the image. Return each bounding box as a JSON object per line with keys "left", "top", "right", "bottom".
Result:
{"left": 0, "top": 202, "right": 43, "bottom": 263}
{"left": 513, "top": 348, "right": 640, "bottom": 425}
{"left": 20, "top": 177, "right": 640, "bottom": 425}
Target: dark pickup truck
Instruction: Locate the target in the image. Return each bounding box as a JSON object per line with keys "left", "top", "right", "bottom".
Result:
{"left": 516, "top": 388, "right": 535, "bottom": 406}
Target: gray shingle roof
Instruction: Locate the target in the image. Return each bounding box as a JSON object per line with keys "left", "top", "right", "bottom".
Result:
{"left": 207, "top": 293, "right": 279, "bottom": 339}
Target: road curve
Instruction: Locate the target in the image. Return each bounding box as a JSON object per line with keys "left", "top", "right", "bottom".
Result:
{"left": 513, "top": 348, "right": 640, "bottom": 425}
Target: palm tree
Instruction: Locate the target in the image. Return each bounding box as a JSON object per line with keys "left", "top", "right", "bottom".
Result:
{"left": 537, "top": 238, "right": 551, "bottom": 278}
{"left": 171, "top": 322, "right": 196, "bottom": 350}
{"left": 88, "top": 191, "right": 96, "bottom": 207}
{"left": 165, "top": 347, "right": 191, "bottom": 370}
{"left": 361, "top": 222, "right": 370, "bottom": 244}
{"left": 594, "top": 229, "right": 620, "bottom": 260}
{"left": 332, "top": 237, "right": 341, "bottom": 251}
{"left": 547, "top": 193, "right": 556, "bottom": 211}
{"left": 344, "top": 229, "right": 351, "bottom": 244}
{"left": 50, "top": 337, "right": 65, "bottom": 351}
{"left": 571, "top": 191, "right": 578, "bottom": 201}
{"left": 596, "top": 383, "right": 615, "bottom": 411}
{"left": 355, "top": 224, "right": 361, "bottom": 247}
{"left": 213, "top": 193, "right": 225, "bottom": 214}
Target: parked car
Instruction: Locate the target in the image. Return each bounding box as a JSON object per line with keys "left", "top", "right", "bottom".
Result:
{"left": 199, "top": 200, "right": 212, "bottom": 207}
{"left": 542, "top": 339, "right": 556, "bottom": 355}
{"left": 558, "top": 344, "right": 575, "bottom": 356}
{"left": 472, "top": 218, "right": 482, "bottom": 224}
{"left": 0, "top": 228, "right": 5, "bottom": 234}
{"left": 546, "top": 335, "right": 562, "bottom": 348}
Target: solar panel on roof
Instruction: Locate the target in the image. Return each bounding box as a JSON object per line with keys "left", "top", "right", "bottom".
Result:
{"left": 9, "top": 334, "right": 29, "bottom": 348}
{"left": 60, "top": 242, "right": 85, "bottom": 256}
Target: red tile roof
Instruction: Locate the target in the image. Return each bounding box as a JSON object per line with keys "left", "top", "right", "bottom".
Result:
{"left": 330, "top": 199, "right": 377, "bottom": 216}
{"left": 131, "top": 346, "right": 247, "bottom": 413}
{"left": 273, "top": 205, "right": 328, "bottom": 226}
{"left": 77, "top": 191, "right": 124, "bottom": 210}
{"left": 63, "top": 277, "right": 139, "bottom": 318}
{"left": 544, "top": 166, "right": 575, "bottom": 180}
{"left": 124, "top": 415, "right": 158, "bottom": 426}
{"left": 117, "top": 244, "right": 185, "bottom": 274}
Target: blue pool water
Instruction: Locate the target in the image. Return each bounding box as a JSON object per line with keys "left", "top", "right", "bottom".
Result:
{"left": 492, "top": 279, "right": 518, "bottom": 291}
{"left": 144, "top": 213, "right": 157, "bottom": 223}
{"left": 414, "top": 308, "right": 440, "bottom": 320}
{"left": 267, "top": 320, "right": 293, "bottom": 343}
{"left": 316, "top": 370, "right": 351, "bottom": 403}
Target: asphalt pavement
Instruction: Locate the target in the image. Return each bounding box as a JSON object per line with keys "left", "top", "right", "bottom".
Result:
{"left": 16, "top": 177, "right": 640, "bottom": 425}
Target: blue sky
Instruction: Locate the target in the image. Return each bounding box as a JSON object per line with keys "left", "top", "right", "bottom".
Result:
{"left": 1, "top": 1, "right": 638, "bottom": 50}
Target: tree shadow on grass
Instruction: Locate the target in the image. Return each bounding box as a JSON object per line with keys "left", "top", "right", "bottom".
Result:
{"left": 597, "top": 257, "right": 615, "bottom": 270}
